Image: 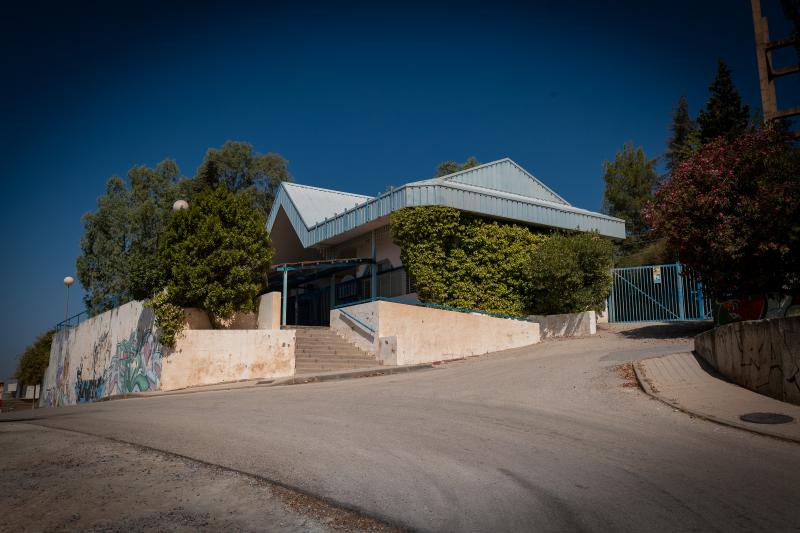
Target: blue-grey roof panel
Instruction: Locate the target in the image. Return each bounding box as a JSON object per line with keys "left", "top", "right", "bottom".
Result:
{"left": 267, "top": 158, "right": 626, "bottom": 245}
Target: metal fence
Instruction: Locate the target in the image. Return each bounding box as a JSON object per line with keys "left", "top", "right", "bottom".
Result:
{"left": 287, "top": 266, "right": 414, "bottom": 326}
{"left": 608, "top": 263, "right": 712, "bottom": 323}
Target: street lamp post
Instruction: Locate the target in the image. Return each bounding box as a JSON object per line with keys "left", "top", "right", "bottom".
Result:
{"left": 63, "top": 276, "right": 74, "bottom": 327}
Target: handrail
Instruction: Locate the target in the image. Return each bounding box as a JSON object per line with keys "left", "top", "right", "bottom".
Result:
{"left": 337, "top": 308, "right": 376, "bottom": 335}
{"left": 55, "top": 309, "right": 89, "bottom": 330}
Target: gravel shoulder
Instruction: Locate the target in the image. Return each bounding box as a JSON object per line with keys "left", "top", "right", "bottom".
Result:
{"left": 0, "top": 422, "right": 397, "bottom": 532}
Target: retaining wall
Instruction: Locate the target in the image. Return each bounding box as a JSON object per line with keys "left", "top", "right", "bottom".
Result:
{"left": 42, "top": 296, "right": 294, "bottom": 407}
{"left": 331, "top": 300, "right": 540, "bottom": 366}
{"left": 42, "top": 301, "right": 162, "bottom": 407}
{"left": 694, "top": 316, "right": 800, "bottom": 405}
{"left": 160, "top": 329, "right": 294, "bottom": 390}
{"left": 527, "top": 311, "right": 596, "bottom": 339}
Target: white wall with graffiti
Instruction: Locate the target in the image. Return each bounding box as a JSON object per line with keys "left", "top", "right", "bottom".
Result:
{"left": 41, "top": 301, "right": 162, "bottom": 407}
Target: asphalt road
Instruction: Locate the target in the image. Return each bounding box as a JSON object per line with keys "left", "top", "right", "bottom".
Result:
{"left": 4, "top": 323, "right": 799, "bottom": 532}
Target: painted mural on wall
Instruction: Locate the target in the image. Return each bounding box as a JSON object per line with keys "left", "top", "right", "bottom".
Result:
{"left": 41, "top": 301, "right": 163, "bottom": 407}
{"left": 714, "top": 292, "right": 800, "bottom": 326}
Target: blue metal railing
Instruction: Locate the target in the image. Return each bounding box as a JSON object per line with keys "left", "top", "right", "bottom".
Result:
{"left": 55, "top": 310, "right": 89, "bottom": 331}
{"left": 337, "top": 308, "right": 376, "bottom": 335}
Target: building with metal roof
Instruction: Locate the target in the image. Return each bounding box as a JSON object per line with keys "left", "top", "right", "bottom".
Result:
{"left": 266, "top": 158, "right": 625, "bottom": 325}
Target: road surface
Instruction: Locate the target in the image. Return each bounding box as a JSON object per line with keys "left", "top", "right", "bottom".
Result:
{"left": 3, "top": 323, "right": 798, "bottom": 532}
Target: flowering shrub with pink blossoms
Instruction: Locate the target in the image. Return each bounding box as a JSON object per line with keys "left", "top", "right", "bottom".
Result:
{"left": 645, "top": 127, "right": 800, "bottom": 296}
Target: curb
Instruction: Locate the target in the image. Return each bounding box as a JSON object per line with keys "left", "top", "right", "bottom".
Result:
{"left": 632, "top": 357, "right": 800, "bottom": 445}
{"left": 101, "top": 364, "right": 436, "bottom": 399}
{"left": 263, "top": 363, "right": 436, "bottom": 386}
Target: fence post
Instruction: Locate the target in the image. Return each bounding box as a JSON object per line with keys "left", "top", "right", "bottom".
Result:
{"left": 676, "top": 263, "right": 686, "bottom": 320}
{"left": 697, "top": 281, "right": 706, "bottom": 320}
{"left": 608, "top": 271, "right": 615, "bottom": 322}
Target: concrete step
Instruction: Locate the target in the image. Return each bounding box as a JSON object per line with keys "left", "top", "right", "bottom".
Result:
{"left": 296, "top": 363, "right": 379, "bottom": 373}
{"left": 295, "top": 347, "right": 370, "bottom": 355}
{"left": 287, "top": 326, "right": 381, "bottom": 373}
{"left": 296, "top": 357, "right": 380, "bottom": 365}
{"left": 295, "top": 340, "right": 365, "bottom": 348}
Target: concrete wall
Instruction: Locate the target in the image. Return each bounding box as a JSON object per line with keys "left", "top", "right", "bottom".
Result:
{"left": 694, "top": 316, "right": 800, "bottom": 405}
{"left": 527, "top": 311, "right": 596, "bottom": 339}
{"left": 160, "top": 329, "right": 294, "bottom": 390}
{"left": 42, "top": 298, "right": 296, "bottom": 407}
{"left": 42, "top": 301, "right": 163, "bottom": 407}
{"left": 331, "top": 300, "right": 540, "bottom": 366}
{"left": 257, "top": 292, "right": 281, "bottom": 330}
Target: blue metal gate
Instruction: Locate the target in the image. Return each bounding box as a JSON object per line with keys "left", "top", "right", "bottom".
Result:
{"left": 608, "top": 263, "right": 712, "bottom": 323}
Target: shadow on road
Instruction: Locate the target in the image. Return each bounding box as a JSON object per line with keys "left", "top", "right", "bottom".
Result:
{"left": 615, "top": 321, "right": 713, "bottom": 340}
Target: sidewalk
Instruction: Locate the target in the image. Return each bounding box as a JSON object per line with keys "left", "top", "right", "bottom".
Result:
{"left": 635, "top": 352, "right": 800, "bottom": 444}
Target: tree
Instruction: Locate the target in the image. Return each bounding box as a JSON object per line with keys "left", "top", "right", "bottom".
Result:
{"left": 602, "top": 143, "right": 658, "bottom": 237}
{"left": 525, "top": 233, "right": 614, "bottom": 315}
{"left": 697, "top": 60, "right": 750, "bottom": 143}
{"left": 435, "top": 156, "right": 480, "bottom": 177}
{"left": 158, "top": 186, "right": 274, "bottom": 322}
{"left": 666, "top": 96, "right": 700, "bottom": 174}
{"left": 646, "top": 127, "right": 800, "bottom": 296}
{"left": 76, "top": 176, "right": 132, "bottom": 314}
{"left": 127, "top": 160, "right": 181, "bottom": 299}
{"left": 15, "top": 330, "right": 55, "bottom": 385}
{"left": 192, "top": 141, "right": 291, "bottom": 214}
{"left": 76, "top": 161, "right": 181, "bottom": 313}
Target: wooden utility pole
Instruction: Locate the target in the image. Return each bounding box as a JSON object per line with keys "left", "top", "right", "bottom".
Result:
{"left": 751, "top": 0, "right": 800, "bottom": 133}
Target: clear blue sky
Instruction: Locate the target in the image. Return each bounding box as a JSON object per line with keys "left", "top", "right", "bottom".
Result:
{"left": 2, "top": 1, "right": 798, "bottom": 379}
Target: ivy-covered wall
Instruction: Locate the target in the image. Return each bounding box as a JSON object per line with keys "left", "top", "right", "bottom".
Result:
{"left": 390, "top": 207, "right": 613, "bottom": 317}
{"left": 391, "top": 207, "right": 546, "bottom": 316}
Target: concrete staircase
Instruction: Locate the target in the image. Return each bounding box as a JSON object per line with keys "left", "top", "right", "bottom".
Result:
{"left": 287, "top": 326, "right": 382, "bottom": 375}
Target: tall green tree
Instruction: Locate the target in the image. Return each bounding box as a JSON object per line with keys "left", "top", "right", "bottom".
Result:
{"left": 77, "top": 161, "right": 181, "bottom": 313}
{"left": 666, "top": 96, "right": 699, "bottom": 173}
{"left": 158, "top": 186, "right": 274, "bottom": 322}
{"left": 192, "top": 141, "right": 291, "bottom": 214}
{"left": 128, "top": 160, "right": 181, "bottom": 299}
{"left": 76, "top": 176, "right": 132, "bottom": 314}
{"left": 15, "top": 330, "right": 55, "bottom": 385}
{"left": 602, "top": 143, "right": 658, "bottom": 237}
{"left": 435, "top": 156, "right": 480, "bottom": 177}
{"left": 697, "top": 60, "right": 750, "bottom": 143}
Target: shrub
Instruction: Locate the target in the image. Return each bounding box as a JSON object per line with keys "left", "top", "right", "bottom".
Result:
{"left": 525, "top": 232, "right": 614, "bottom": 315}
{"left": 645, "top": 127, "right": 800, "bottom": 296}
{"left": 391, "top": 207, "right": 546, "bottom": 316}
{"left": 158, "top": 186, "right": 273, "bottom": 323}
{"left": 146, "top": 290, "right": 185, "bottom": 348}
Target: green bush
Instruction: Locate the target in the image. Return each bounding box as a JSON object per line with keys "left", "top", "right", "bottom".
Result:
{"left": 391, "top": 207, "right": 546, "bottom": 316}
{"left": 146, "top": 290, "right": 185, "bottom": 348}
{"left": 157, "top": 186, "right": 273, "bottom": 324}
{"left": 525, "top": 232, "right": 613, "bottom": 315}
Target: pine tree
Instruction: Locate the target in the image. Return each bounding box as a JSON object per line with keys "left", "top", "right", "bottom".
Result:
{"left": 602, "top": 143, "right": 658, "bottom": 237}
{"left": 666, "top": 96, "right": 699, "bottom": 173}
{"left": 697, "top": 60, "right": 750, "bottom": 143}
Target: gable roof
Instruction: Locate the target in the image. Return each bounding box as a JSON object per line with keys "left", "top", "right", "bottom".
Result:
{"left": 282, "top": 182, "right": 371, "bottom": 227}
{"left": 408, "top": 158, "right": 570, "bottom": 206}
{"left": 267, "top": 158, "right": 626, "bottom": 247}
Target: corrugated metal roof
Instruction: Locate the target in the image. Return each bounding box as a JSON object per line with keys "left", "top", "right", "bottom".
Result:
{"left": 267, "top": 158, "right": 626, "bottom": 245}
{"left": 407, "top": 158, "right": 570, "bottom": 206}
{"left": 282, "top": 183, "right": 372, "bottom": 227}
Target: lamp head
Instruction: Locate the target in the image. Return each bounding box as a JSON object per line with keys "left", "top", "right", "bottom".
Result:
{"left": 172, "top": 199, "right": 189, "bottom": 211}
